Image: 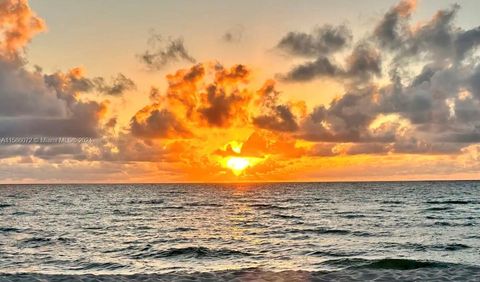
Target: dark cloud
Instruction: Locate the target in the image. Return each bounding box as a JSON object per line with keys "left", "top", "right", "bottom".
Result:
{"left": 411, "top": 65, "right": 436, "bottom": 87}
{"left": 373, "top": 0, "right": 416, "bottom": 49}
{"left": 308, "top": 143, "right": 337, "bottom": 157}
{"left": 469, "top": 65, "right": 480, "bottom": 99}
{"left": 0, "top": 145, "right": 34, "bottom": 159}
{"left": 0, "top": 61, "right": 108, "bottom": 139}
{"left": 377, "top": 4, "right": 470, "bottom": 65}
{"left": 345, "top": 43, "right": 382, "bottom": 81}
{"left": 33, "top": 144, "right": 87, "bottom": 161}
{"left": 290, "top": 0, "right": 480, "bottom": 154}
{"left": 222, "top": 25, "right": 244, "bottom": 43}
{"left": 401, "top": 5, "right": 459, "bottom": 61}
{"left": 455, "top": 27, "right": 480, "bottom": 60}
{"left": 391, "top": 139, "right": 463, "bottom": 154}
{"left": 276, "top": 24, "right": 352, "bottom": 57}
{"left": 44, "top": 69, "right": 135, "bottom": 98}
{"left": 130, "top": 108, "right": 192, "bottom": 139}
{"left": 345, "top": 143, "right": 389, "bottom": 155}
{"left": 253, "top": 105, "right": 299, "bottom": 132}
{"left": 93, "top": 73, "right": 136, "bottom": 96}
{"left": 0, "top": 58, "right": 66, "bottom": 117}
{"left": 138, "top": 33, "right": 196, "bottom": 70}
{"left": 279, "top": 42, "right": 381, "bottom": 83}
{"left": 252, "top": 80, "right": 299, "bottom": 132}
{"left": 0, "top": 101, "right": 105, "bottom": 138}
{"left": 280, "top": 56, "right": 340, "bottom": 82}
{"left": 198, "top": 84, "right": 249, "bottom": 127}
{"left": 300, "top": 89, "right": 377, "bottom": 142}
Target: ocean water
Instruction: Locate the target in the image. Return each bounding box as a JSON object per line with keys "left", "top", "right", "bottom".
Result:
{"left": 0, "top": 182, "right": 479, "bottom": 280}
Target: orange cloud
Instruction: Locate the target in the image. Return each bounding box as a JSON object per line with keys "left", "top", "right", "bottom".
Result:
{"left": 0, "top": 0, "right": 46, "bottom": 55}
{"left": 395, "top": 0, "right": 417, "bottom": 17}
{"left": 130, "top": 62, "right": 297, "bottom": 139}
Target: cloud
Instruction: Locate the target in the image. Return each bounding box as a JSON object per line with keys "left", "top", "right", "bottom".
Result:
{"left": 0, "top": 3, "right": 109, "bottom": 140}
{"left": 32, "top": 144, "right": 87, "bottom": 161}
{"left": 3, "top": 0, "right": 480, "bottom": 181}
{"left": 300, "top": 87, "right": 379, "bottom": 142}
{"left": 276, "top": 24, "right": 352, "bottom": 57}
{"left": 283, "top": 0, "right": 480, "bottom": 156}
{"left": 222, "top": 25, "right": 244, "bottom": 43}
{"left": 0, "top": 58, "right": 66, "bottom": 117}
{"left": 127, "top": 0, "right": 480, "bottom": 166}
{"left": 0, "top": 100, "right": 106, "bottom": 138}
{"left": 45, "top": 67, "right": 136, "bottom": 97}
{"left": 138, "top": 33, "right": 196, "bottom": 70}
{"left": 279, "top": 42, "right": 381, "bottom": 83}
{"left": 469, "top": 65, "right": 480, "bottom": 99}
{"left": 130, "top": 106, "right": 193, "bottom": 139}
{"left": 198, "top": 84, "right": 250, "bottom": 127}
{"left": 128, "top": 63, "right": 258, "bottom": 137}
{"left": 0, "top": 0, "right": 46, "bottom": 55}
{"left": 280, "top": 56, "right": 341, "bottom": 82}
{"left": 93, "top": 73, "right": 136, "bottom": 96}
{"left": 345, "top": 43, "right": 382, "bottom": 82}
{"left": 215, "top": 131, "right": 305, "bottom": 158}
{"left": 455, "top": 27, "right": 480, "bottom": 60}
{"left": 373, "top": 0, "right": 417, "bottom": 49}
{"left": 253, "top": 105, "right": 299, "bottom": 132}
{"left": 197, "top": 64, "right": 251, "bottom": 127}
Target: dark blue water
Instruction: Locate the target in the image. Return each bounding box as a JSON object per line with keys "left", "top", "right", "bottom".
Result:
{"left": 0, "top": 181, "right": 479, "bottom": 279}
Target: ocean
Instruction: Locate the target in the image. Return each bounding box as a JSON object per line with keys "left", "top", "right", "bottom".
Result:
{"left": 0, "top": 181, "right": 479, "bottom": 281}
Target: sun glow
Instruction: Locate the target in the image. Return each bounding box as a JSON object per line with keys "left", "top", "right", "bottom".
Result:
{"left": 226, "top": 157, "right": 251, "bottom": 175}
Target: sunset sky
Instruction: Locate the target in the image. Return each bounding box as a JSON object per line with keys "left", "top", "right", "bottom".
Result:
{"left": 1, "top": 0, "right": 480, "bottom": 182}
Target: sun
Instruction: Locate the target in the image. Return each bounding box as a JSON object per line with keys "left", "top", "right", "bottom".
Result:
{"left": 226, "top": 157, "right": 251, "bottom": 175}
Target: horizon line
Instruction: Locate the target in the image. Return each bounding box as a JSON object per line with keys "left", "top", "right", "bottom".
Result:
{"left": 1, "top": 179, "right": 479, "bottom": 185}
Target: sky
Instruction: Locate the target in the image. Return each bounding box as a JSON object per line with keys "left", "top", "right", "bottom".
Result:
{"left": 0, "top": 0, "right": 480, "bottom": 183}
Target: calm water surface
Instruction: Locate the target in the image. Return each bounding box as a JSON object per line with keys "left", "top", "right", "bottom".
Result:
{"left": 0, "top": 181, "right": 479, "bottom": 274}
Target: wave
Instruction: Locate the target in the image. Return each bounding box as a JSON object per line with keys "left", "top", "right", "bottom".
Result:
{"left": 189, "top": 202, "right": 223, "bottom": 207}
{"left": 287, "top": 228, "right": 373, "bottom": 237}
{"left": 129, "top": 199, "right": 164, "bottom": 205}
{"left": 441, "top": 243, "right": 471, "bottom": 251}
{"left": 425, "top": 200, "right": 478, "bottom": 205}
{"left": 322, "top": 258, "right": 450, "bottom": 270}
{"left": 0, "top": 203, "right": 13, "bottom": 208}
{"left": 112, "top": 209, "right": 141, "bottom": 216}
{"left": 20, "top": 237, "right": 53, "bottom": 248}
{"left": 0, "top": 227, "right": 21, "bottom": 233}
{"left": 307, "top": 250, "right": 366, "bottom": 257}
{"left": 382, "top": 242, "right": 471, "bottom": 252}
{"left": 380, "top": 200, "right": 404, "bottom": 204}
{"left": 162, "top": 206, "right": 184, "bottom": 210}
{"left": 249, "top": 203, "right": 290, "bottom": 210}
{"left": 173, "top": 227, "right": 197, "bottom": 232}
{"left": 272, "top": 214, "right": 303, "bottom": 219}
{"left": 335, "top": 212, "right": 366, "bottom": 218}
{"left": 358, "top": 258, "right": 448, "bottom": 270}
{"left": 5, "top": 262, "right": 480, "bottom": 281}
{"left": 67, "top": 262, "right": 127, "bottom": 271}
{"left": 11, "top": 211, "right": 30, "bottom": 216}
{"left": 425, "top": 206, "right": 453, "bottom": 211}
{"left": 432, "top": 221, "right": 474, "bottom": 227}
{"left": 130, "top": 246, "right": 253, "bottom": 259}
{"left": 19, "top": 236, "right": 77, "bottom": 248}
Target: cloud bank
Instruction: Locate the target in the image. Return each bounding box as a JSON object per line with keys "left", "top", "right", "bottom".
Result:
{"left": 1, "top": 0, "right": 480, "bottom": 182}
